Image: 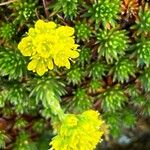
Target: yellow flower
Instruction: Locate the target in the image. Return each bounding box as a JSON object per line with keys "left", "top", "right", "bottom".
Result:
{"left": 50, "top": 110, "right": 107, "bottom": 150}
{"left": 18, "top": 20, "right": 79, "bottom": 76}
{"left": 64, "top": 114, "right": 78, "bottom": 127}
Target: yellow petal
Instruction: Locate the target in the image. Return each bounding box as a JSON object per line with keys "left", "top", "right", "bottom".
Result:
{"left": 18, "top": 40, "right": 26, "bottom": 50}
{"left": 18, "top": 37, "right": 33, "bottom": 56}
{"left": 36, "top": 62, "right": 47, "bottom": 76}
{"left": 18, "top": 42, "right": 24, "bottom": 52}
{"left": 69, "top": 50, "right": 79, "bottom": 58}
{"left": 47, "top": 21, "right": 57, "bottom": 29}
{"left": 35, "top": 20, "right": 45, "bottom": 29}
{"left": 56, "top": 26, "right": 74, "bottom": 36}
{"left": 28, "top": 28, "right": 36, "bottom": 37}
{"left": 27, "top": 59, "right": 38, "bottom": 71}
{"left": 47, "top": 59, "right": 54, "bottom": 70}
{"left": 64, "top": 59, "right": 70, "bottom": 69}
{"left": 53, "top": 57, "right": 59, "bottom": 67}
{"left": 35, "top": 20, "right": 47, "bottom": 33}
{"left": 20, "top": 47, "right": 33, "bottom": 56}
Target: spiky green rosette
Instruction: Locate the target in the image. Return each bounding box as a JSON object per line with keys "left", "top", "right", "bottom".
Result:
{"left": 1, "top": 107, "right": 14, "bottom": 118}
{"left": 67, "top": 66, "right": 84, "bottom": 85}
{"left": 0, "top": 131, "right": 8, "bottom": 149}
{"left": 110, "top": 58, "right": 136, "bottom": 83}
{"left": 75, "top": 21, "right": 92, "bottom": 41}
{"left": 89, "top": 79, "right": 102, "bottom": 93}
{"left": 143, "top": 100, "right": 150, "bottom": 116}
{"left": 136, "top": 38, "right": 150, "bottom": 66}
{"left": 6, "top": 84, "right": 32, "bottom": 114}
{"left": 103, "top": 112, "right": 121, "bottom": 136}
{"left": 7, "top": 84, "right": 27, "bottom": 106}
{"left": 104, "top": 109, "right": 135, "bottom": 137}
{"left": 32, "top": 119, "right": 45, "bottom": 133}
{"left": 70, "top": 88, "right": 92, "bottom": 113}
{"left": 132, "top": 94, "right": 150, "bottom": 116}
{"left": 13, "top": 118, "right": 28, "bottom": 130}
{"left": 129, "top": 81, "right": 150, "bottom": 116}
{"left": 10, "top": 0, "right": 38, "bottom": 24}
{"left": 131, "top": 3, "right": 150, "bottom": 36}
{"left": 87, "top": 0, "right": 120, "bottom": 27}
{"left": 139, "top": 67, "right": 150, "bottom": 92}
{"left": 126, "top": 85, "right": 140, "bottom": 98}
{"left": 97, "top": 29, "right": 129, "bottom": 63}
{"left": 13, "top": 132, "right": 36, "bottom": 150}
{"left": 30, "top": 77, "right": 66, "bottom": 120}
{"left": 53, "top": 0, "right": 78, "bottom": 19}
{"left": 77, "top": 47, "right": 91, "bottom": 67}
{"left": 101, "top": 86, "right": 127, "bottom": 112}
{"left": 89, "top": 62, "right": 107, "bottom": 79}
{"left": 0, "top": 47, "right": 26, "bottom": 79}
{"left": 0, "top": 23, "right": 16, "bottom": 40}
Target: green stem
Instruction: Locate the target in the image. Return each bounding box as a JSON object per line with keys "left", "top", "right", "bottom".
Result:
{"left": 46, "top": 91, "right": 65, "bottom": 122}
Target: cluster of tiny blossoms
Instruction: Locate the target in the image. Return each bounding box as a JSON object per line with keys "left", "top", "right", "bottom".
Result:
{"left": 50, "top": 110, "right": 106, "bottom": 150}
{"left": 18, "top": 20, "right": 79, "bottom": 75}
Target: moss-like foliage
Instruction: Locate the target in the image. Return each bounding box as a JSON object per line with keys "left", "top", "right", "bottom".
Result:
{"left": 0, "top": 23, "right": 16, "bottom": 40}
{"left": 53, "top": 0, "right": 79, "bottom": 19}
{"left": 110, "top": 58, "right": 136, "bottom": 83}
{"left": 0, "top": 131, "right": 9, "bottom": 149}
{"left": 75, "top": 21, "right": 92, "bottom": 41}
{"left": 77, "top": 47, "right": 91, "bottom": 67}
{"left": 9, "top": 0, "right": 38, "bottom": 24}
{"left": 136, "top": 38, "right": 150, "bottom": 67}
{"left": 0, "top": 0, "right": 150, "bottom": 149}
{"left": 139, "top": 67, "right": 150, "bottom": 92}
{"left": 131, "top": 3, "right": 150, "bottom": 36}
{"left": 89, "top": 62, "right": 107, "bottom": 79}
{"left": 13, "top": 132, "right": 37, "bottom": 150}
{"left": 67, "top": 65, "right": 85, "bottom": 85}
{"left": 69, "top": 88, "right": 93, "bottom": 113}
{"left": 97, "top": 28, "right": 129, "bottom": 63}
{"left": 0, "top": 47, "right": 26, "bottom": 79}
{"left": 101, "top": 86, "right": 127, "bottom": 112}
{"left": 87, "top": 0, "right": 120, "bottom": 27}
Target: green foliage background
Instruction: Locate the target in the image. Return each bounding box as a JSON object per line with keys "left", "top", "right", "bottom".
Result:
{"left": 0, "top": 0, "right": 150, "bottom": 149}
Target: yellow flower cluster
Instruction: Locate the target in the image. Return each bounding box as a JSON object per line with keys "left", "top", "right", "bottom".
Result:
{"left": 18, "top": 20, "right": 79, "bottom": 76}
{"left": 50, "top": 110, "right": 106, "bottom": 150}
